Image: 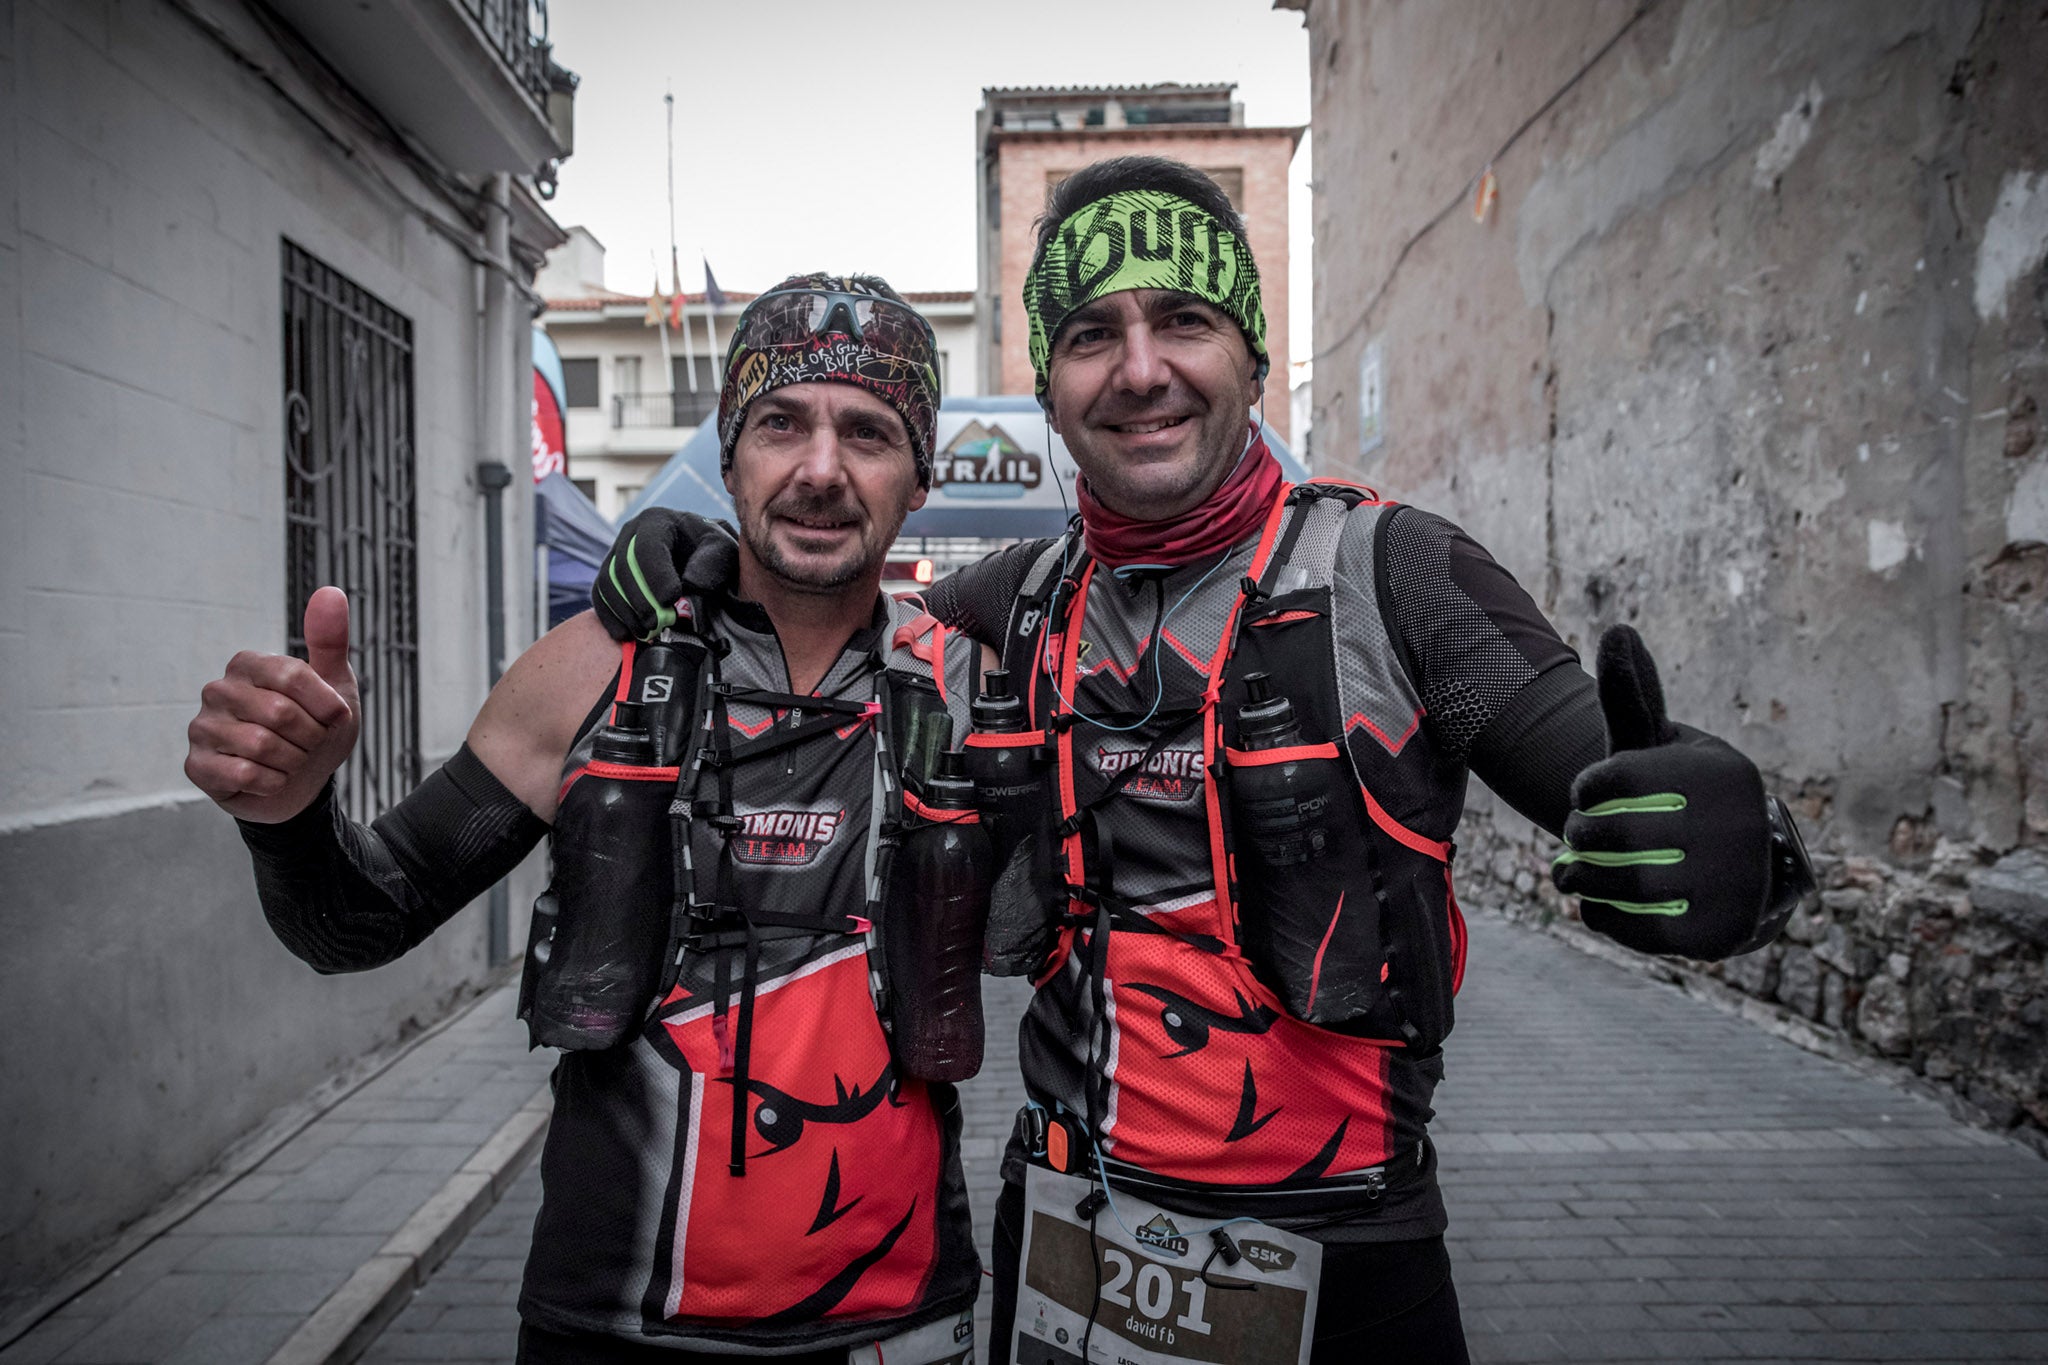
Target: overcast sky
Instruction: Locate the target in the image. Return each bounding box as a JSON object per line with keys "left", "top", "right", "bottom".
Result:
{"left": 543, "top": 0, "right": 1314, "bottom": 364}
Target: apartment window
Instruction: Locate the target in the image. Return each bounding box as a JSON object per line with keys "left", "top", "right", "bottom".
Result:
{"left": 562, "top": 357, "right": 600, "bottom": 408}
{"left": 670, "top": 356, "right": 720, "bottom": 425}
{"left": 281, "top": 239, "right": 420, "bottom": 823}
{"left": 612, "top": 355, "right": 642, "bottom": 397}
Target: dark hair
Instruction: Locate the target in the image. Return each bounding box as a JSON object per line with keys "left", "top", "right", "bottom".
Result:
{"left": 1032, "top": 157, "right": 1249, "bottom": 260}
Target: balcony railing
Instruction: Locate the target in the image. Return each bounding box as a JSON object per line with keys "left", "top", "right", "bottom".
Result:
{"left": 460, "top": 0, "right": 553, "bottom": 107}
{"left": 613, "top": 390, "right": 719, "bottom": 429}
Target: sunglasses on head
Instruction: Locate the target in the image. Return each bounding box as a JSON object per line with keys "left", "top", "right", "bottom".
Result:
{"left": 732, "top": 288, "right": 938, "bottom": 356}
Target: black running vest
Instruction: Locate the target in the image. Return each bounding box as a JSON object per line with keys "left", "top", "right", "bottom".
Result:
{"left": 518, "top": 598, "right": 984, "bottom": 1352}
{"left": 995, "top": 485, "right": 1469, "bottom": 1234}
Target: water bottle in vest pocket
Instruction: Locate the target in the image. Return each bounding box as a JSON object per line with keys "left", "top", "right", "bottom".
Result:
{"left": 965, "top": 669, "right": 1060, "bottom": 978}
{"left": 1226, "top": 673, "right": 1388, "bottom": 1028}
{"left": 885, "top": 746, "right": 991, "bottom": 1082}
{"left": 524, "top": 700, "right": 678, "bottom": 1050}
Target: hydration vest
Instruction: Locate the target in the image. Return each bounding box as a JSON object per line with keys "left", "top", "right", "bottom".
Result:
{"left": 996, "top": 483, "right": 1470, "bottom": 1198}
{"left": 517, "top": 596, "right": 984, "bottom": 1351}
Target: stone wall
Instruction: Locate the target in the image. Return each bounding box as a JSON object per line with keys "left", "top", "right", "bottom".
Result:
{"left": 1291, "top": 0, "right": 2048, "bottom": 1151}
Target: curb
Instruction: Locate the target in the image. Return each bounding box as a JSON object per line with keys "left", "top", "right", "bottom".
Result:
{"left": 265, "top": 1082, "right": 552, "bottom": 1365}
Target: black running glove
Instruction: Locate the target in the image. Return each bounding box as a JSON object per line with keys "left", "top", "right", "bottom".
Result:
{"left": 1552, "top": 625, "right": 1794, "bottom": 960}
{"left": 590, "top": 509, "right": 740, "bottom": 642}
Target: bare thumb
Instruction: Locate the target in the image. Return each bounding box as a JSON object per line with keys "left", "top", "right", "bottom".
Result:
{"left": 304, "top": 586, "right": 353, "bottom": 685}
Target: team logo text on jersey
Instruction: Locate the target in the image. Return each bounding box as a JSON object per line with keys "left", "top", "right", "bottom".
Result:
{"left": 730, "top": 804, "right": 847, "bottom": 867}
{"left": 1091, "top": 743, "right": 1205, "bottom": 802}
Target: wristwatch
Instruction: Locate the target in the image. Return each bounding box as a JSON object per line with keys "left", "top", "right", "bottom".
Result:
{"left": 1729, "top": 796, "right": 1817, "bottom": 957}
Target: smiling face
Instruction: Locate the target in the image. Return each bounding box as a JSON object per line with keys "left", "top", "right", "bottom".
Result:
{"left": 724, "top": 383, "right": 927, "bottom": 599}
{"left": 1043, "top": 288, "right": 1263, "bottom": 521}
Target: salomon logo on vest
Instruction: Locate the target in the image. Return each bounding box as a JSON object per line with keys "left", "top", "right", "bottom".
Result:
{"left": 730, "top": 805, "right": 846, "bottom": 867}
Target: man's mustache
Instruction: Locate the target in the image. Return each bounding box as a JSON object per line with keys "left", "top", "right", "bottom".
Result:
{"left": 765, "top": 493, "right": 866, "bottom": 525}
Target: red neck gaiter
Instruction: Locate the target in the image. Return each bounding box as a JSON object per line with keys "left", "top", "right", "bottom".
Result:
{"left": 1078, "top": 428, "right": 1285, "bottom": 569}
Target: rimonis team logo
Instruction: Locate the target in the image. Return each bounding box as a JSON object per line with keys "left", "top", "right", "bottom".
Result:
{"left": 1092, "top": 742, "right": 1205, "bottom": 803}
{"left": 730, "top": 804, "right": 846, "bottom": 867}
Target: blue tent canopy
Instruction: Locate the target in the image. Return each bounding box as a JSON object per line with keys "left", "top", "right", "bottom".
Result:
{"left": 535, "top": 472, "right": 616, "bottom": 628}
{"left": 621, "top": 396, "right": 1307, "bottom": 542}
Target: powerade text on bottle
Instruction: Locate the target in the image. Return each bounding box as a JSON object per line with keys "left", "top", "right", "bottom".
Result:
{"left": 524, "top": 701, "right": 673, "bottom": 1050}
{"left": 1228, "top": 672, "right": 1379, "bottom": 1025}
{"left": 964, "top": 669, "right": 1048, "bottom": 867}
{"left": 884, "top": 749, "right": 990, "bottom": 1082}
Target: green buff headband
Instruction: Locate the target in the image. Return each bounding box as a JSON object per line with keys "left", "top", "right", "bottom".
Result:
{"left": 1023, "top": 189, "right": 1268, "bottom": 396}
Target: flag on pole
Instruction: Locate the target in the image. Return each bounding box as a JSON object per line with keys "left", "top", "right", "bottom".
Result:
{"left": 703, "top": 258, "right": 725, "bottom": 365}
{"left": 643, "top": 278, "right": 664, "bottom": 327}
{"left": 669, "top": 291, "right": 686, "bottom": 331}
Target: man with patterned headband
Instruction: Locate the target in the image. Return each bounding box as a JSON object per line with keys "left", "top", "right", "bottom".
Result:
{"left": 595, "top": 161, "right": 1813, "bottom": 1364}
{"left": 186, "top": 273, "right": 992, "bottom": 1362}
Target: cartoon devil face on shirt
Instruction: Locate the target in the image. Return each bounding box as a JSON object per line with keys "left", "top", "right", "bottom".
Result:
{"left": 1101, "top": 929, "right": 1404, "bottom": 1183}
{"left": 646, "top": 945, "right": 940, "bottom": 1324}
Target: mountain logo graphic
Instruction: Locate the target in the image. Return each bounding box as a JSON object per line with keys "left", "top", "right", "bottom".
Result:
{"left": 1132, "top": 1213, "right": 1189, "bottom": 1258}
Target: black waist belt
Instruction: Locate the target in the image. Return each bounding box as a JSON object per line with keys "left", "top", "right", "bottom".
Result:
{"left": 1012, "top": 1105, "right": 1429, "bottom": 1222}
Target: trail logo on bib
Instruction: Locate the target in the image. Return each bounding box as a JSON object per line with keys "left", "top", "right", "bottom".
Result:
{"left": 1133, "top": 1214, "right": 1189, "bottom": 1258}
{"left": 732, "top": 804, "right": 846, "bottom": 867}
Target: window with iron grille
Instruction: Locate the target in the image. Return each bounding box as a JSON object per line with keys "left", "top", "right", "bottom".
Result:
{"left": 282, "top": 239, "right": 421, "bottom": 824}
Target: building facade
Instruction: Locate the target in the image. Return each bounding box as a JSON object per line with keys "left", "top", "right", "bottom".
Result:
{"left": 539, "top": 232, "right": 981, "bottom": 522}
{"left": 0, "top": 0, "right": 570, "bottom": 1310}
{"left": 974, "top": 83, "right": 1300, "bottom": 438}
{"left": 1283, "top": 0, "right": 2048, "bottom": 1152}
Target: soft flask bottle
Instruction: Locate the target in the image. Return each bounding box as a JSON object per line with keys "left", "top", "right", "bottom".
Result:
{"left": 964, "top": 670, "right": 1047, "bottom": 869}
{"left": 966, "top": 670, "right": 1059, "bottom": 977}
{"left": 525, "top": 701, "right": 673, "bottom": 1050}
{"left": 1229, "top": 672, "right": 1377, "bottom": 1024}
{"left": 885, "top": 749, "right": 991, "bottom": 1082}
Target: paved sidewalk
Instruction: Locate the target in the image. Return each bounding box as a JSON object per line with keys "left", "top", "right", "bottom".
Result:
{"left": 11, "top": 910, "right": 2046, "bottom": 1363}
{"left": 1438, "top": 911, "right": 2048, "bottom": 1363}
{"left": 0, "top": 981, "right": 554, "bottom": 1365}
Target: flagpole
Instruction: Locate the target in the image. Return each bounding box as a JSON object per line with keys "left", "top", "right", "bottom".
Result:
{"left": 666, "top": 87, "right": 696, "bottom": 395}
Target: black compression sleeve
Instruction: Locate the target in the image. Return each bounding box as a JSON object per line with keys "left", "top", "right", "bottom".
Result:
{"left": 922, "top": 537, "right": 1057, "bottom": 648}
{"left": 237, "top": 744, "right": 549, "bottom": 974}
{"left": 1380, "top": 507, "right": 1578, "bottom": 766}
{"left": 1467, "top": 662, "right": 1607, "bottom": 838}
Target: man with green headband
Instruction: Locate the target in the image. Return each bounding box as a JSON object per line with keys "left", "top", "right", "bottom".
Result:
{"left": 594, "top": 159, "right": 1812, "bottom": 1364}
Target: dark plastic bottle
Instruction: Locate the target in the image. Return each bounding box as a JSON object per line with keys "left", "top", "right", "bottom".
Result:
{"left": 885, "top": 749, "right": 991, "bottom": 1082}
{"left": 1230, "top": 672, "right": 1376, "bottom": 1024}
{"left": 630, "top": 638, "right": 695, "bottom": 766}
{"left": 965, "top": 670, "right": 1047, "bottom": 869}
{"left": 1233, "top": 673, "right": 1333, "bottom": 865}
{"left": 524, "top": 701, "right": 673, "bottom": 1050}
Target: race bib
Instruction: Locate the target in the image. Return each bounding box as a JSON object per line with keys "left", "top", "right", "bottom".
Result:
{"left": 1010, "top": 1167, "right": 1321, "bottom": 1365}
{"left": 850, "top": 1307, "right": 975, "bottom": 1364}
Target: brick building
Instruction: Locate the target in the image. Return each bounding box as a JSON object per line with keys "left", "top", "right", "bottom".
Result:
{"left": 973, "top": 84, "right": 1301, "bottom": 438}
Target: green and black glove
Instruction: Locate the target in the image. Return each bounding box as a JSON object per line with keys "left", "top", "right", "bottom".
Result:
{"left": 1552, "top": 624, "right": 1812, "bottom": 960}
{"left": 590, "top": 509, "right": 740, "bottom": 642}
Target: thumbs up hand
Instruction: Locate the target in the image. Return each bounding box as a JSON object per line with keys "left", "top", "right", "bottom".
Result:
{"left": 1551, "top": 625, "right": 1777, "bottom": 960}
{"left": 185, "top": 587, "right": 361, "bottom": 823}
